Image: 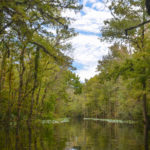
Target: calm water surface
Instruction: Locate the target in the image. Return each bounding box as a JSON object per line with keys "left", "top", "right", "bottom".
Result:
{"left": 0, "top": 120, "right": 149, "bottom": 150}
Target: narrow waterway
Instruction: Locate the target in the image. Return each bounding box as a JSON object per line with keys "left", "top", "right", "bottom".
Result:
{"left": 0, "top": 120, "right": 149, "bottom": 150}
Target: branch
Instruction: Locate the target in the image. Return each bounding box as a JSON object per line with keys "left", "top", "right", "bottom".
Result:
{"left": 122, "top": 35, "right": 142, "bottom": 51}
{"left": 30, "top": 41, "right": 57, "bottom": 60}
{"left": 125, "top": 20, "right": 150, "bottom": 36}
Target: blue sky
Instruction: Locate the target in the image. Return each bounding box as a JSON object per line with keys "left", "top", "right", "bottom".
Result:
{"left": 63, "top": 0, "right": 112, "bottom": 81}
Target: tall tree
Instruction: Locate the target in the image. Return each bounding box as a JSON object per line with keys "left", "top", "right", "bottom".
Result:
{"left": 0, "top": 0, "right": 82, "bottom": 122}
{"left": 101, "top": 0, "right": 150, "bottom": 124}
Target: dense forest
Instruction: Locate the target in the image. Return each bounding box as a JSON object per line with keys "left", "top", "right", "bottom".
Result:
{"left": 0, "top": 0, "right": 82, "bottom": 123}
{"left": 0, "top": 0, "right": 150, "bottom": 128}
{"left": 67, "top": 0, "right": 150, "bottom": 126}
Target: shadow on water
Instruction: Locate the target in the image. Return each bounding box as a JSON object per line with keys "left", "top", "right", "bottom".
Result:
{"left": 0, "top": 120, "right": 150, "bottom": 150}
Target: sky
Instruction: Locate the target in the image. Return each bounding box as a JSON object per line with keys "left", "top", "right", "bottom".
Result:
{"left": 64, "top": 0, "right": 112, "bottom": 82}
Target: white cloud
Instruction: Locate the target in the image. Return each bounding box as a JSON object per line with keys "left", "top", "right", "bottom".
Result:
{"left": 89, "top": 0, "right": 97, "bottom": 3}
{"left": 63, "top": 0, "right": 112, "bottom": 82}
{"left": 76, "top": 66, "right": 98, "bottom": 82}
{"left": 71, "top": 34, "right": 110, "bottom": 82}
{"left": 92, "top": 2, "right": 105, "bottom": 10}
{"left": 63, "top": 2, "right": 111, "bottom": 34}
{"left": 71, "top": 5, "right": 111, "bottom": 34}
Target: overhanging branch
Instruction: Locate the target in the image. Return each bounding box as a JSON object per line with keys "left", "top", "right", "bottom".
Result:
{"left": 125, "top": 20, "right": 150, "bottom": 36}
{"left": 30, "top": 41, "right": 57, "bottom": 60}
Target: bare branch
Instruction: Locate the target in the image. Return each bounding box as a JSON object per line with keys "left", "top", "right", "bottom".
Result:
{"left": 125, "top": 20, "right": 150, "bottom": 36}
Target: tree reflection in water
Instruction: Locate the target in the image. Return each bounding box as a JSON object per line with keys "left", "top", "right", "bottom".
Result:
{"left": 0, "top": 120, "right": 149, "bottom": 150}
{"left": 144, "top": 125, "right": 149, "bottom": 150}
{"left": 71, "top": 146, "right": 81, "bottom": 150}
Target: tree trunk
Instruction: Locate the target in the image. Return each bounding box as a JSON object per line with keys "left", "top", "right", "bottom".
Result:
{"left": 142, "top": 81, "right": 149, "bottom": 125}
{"left": 0, "top": 51, "right": 7, "bottom": 94}
{"left": 17, "top": 47, "right": 25, "bottom": 122}
{"left": 36, "top": 85, "right": 41, "bottom": 105}
{"left": 141, "top": 8, "right": 149, "bottom": 126}
{"left": 28, "top": 47, "right": 39, "bottom": 122}
{"left": 6, "top": 56, "right": 13, "bottom": 122}
{"left": 40, "top": 83, "right": 49, "bottom": 116}
{"left": 144, "top": 124, "right": 149, "bottom": 150}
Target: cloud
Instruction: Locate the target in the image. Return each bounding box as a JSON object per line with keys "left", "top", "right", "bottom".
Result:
{"left": 71, "top": 34, "right": 110, "bottom": 81}
{"left": 63, "top": 0, "right": 112, "bottom": 82}
{"left": 76, "top": 66, "right": 98, "bottom": 82}
{"left": 71, "top": 4, "right": 111, "bottom": 33}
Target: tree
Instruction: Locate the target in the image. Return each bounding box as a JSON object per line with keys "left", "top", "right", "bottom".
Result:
{"left": 101, "top": 0, "right": 150, "bottom": 124}
{"left": 0, "top": 0, "right": 82, "bottom": 122}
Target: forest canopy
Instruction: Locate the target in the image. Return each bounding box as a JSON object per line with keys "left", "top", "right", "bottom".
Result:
{"left": 0, "top": 0, "right": 82, "bottom": 122}
{"left": 63, "top": 0, "right": 150, "bottom": 126}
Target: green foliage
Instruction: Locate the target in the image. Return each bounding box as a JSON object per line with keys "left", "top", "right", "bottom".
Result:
{"left": 1, "top": 0, "right": 150, "bottom": 124}
{"left": 0, "top": 0, "right": 82, "bottom": 121}
{"left": 71, "top": 0, "right": 150, "bottom": 123}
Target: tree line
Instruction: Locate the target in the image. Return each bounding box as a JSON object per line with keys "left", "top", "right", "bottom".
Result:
{"left": 66, "top": 0, "right": 150, "bottom": 127}
{"left": 1, "top": 0, "right": 150, "bottom": 127}
{"left": 0, "top": 0, "right": 82, "bottom": 123}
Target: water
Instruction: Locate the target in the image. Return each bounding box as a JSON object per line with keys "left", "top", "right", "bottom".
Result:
{"left": 0, "top": 120, "right": 149, "bottom": 150}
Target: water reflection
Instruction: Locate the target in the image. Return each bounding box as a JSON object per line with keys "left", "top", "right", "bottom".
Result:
{"left": 144, "top": 125, "right": 149, "bottom": 150}
{"left": 0, "top": 120, "right": 149, "bottom": 150}
{"left": 71, "top": 146, "right": 81, "bottom": 150}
